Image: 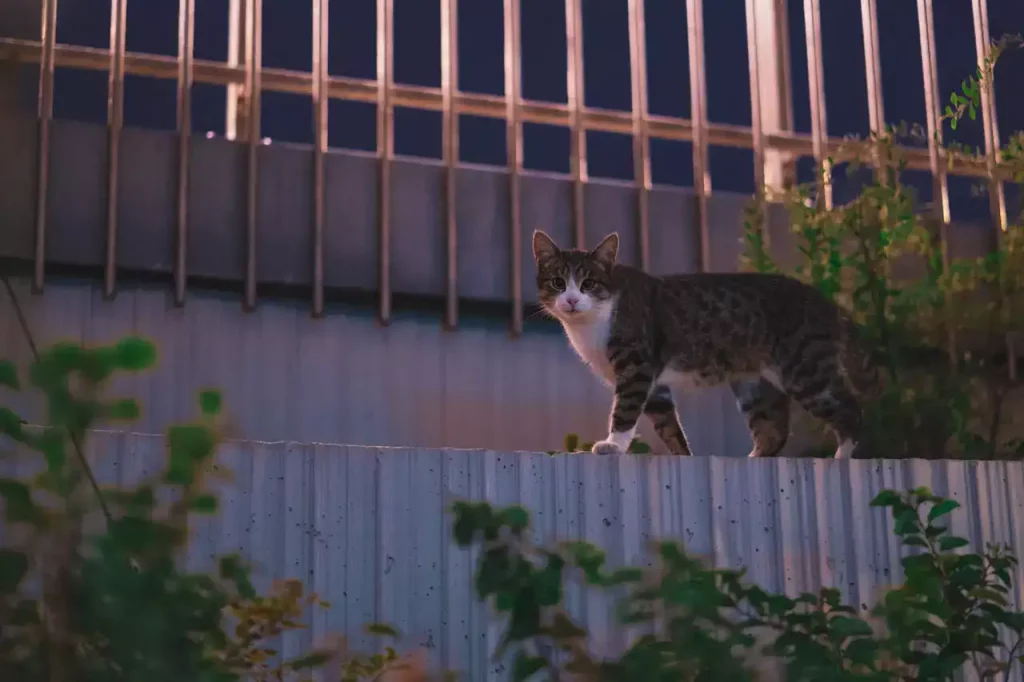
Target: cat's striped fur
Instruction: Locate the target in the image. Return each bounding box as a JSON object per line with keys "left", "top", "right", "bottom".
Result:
{"left": 533, "top": 230, "right": 876, "bottom": 458}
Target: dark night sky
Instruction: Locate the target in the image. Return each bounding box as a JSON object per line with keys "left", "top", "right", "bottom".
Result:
{"left": 40, "top": 0, "right": 1024, "bottom": 221}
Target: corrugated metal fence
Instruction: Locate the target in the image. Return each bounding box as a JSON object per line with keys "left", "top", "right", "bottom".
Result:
{"left": 6, "top": 431, "right": 1024, "bottom": 680}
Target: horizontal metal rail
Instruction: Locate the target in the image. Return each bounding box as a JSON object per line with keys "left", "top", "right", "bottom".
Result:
{"left": 0, "top": 36, "right": 1005, "bottom": 182}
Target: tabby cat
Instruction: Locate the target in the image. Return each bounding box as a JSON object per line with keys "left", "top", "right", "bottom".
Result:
{"left": 532, "top": 230, "right": 876, "bottom": 458}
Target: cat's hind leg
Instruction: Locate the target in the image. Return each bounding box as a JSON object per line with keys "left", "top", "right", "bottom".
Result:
{"left": 731, "top": 378, "right": 790, "bottom": 458}
{"left": 643, "top": 384, "right": 692, "bottom": 455}
{"left": 780, "top": 368, "right": 864, "bottom": 459}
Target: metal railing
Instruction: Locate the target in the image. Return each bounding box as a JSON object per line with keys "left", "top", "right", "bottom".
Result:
{"left": 0, "top": 0, "right": 1012, "bottom": 334}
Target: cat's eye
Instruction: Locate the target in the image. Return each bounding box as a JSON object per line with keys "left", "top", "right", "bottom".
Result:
{"left": 580, "top": 279, "right": 596, "bottom": 292}
{"left": 550, "top": 277, "right": 566, "bottom": 291}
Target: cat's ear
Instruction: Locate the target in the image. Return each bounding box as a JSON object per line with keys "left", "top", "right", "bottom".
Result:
{"left": 590, "top": 232, "right": 619, "bottom": 267}
{"left": 532, "top": 230, "right": 560, "bottom": 262}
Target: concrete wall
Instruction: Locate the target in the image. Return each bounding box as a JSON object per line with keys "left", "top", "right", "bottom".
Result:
{"left": 4, "top": 432, "right": 1023, "bottom": 680}
{"left": 1, "top": 275, "right": 771, "bottom": 456}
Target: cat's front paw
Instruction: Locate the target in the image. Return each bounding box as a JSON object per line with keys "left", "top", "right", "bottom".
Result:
{"left": 591, "top": 440, "right": 624, "bottom": 455}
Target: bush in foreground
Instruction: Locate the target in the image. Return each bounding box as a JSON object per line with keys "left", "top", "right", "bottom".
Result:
{"left": 0, "top": 339, "right": 435, "bottom": 681}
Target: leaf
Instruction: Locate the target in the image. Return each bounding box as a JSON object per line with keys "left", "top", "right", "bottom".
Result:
{"left": 365, "top": 623, "right": 401, "bottom": 638}
{"left": 166, "top": 424, "right": 218, "bottom": 484}
{"left": 512, "top": 652, "right": 547, "bottom": 681}
{"left": 928, "top": 499, "right": 960, "bottom": 522}
{"left": 285, "top": 650, "right": 335, "bottom": 671}
{"left": 845, "top": 637, "right": 880, "bottom": 667}
{"left": 219, "top": 554, "right": 257, "bottom": 599}
{"left": 501, "top": 506, "right": 530, "bottom": 533}
{"left": 0, "top": 360, "right": 19, "bottom": 390}
{"left": 829, "top": 616, "right": 874, "bottom": 638}
{"left": 0, "top": 407, "right": 26, "bottom": 441}
{"left": 0, "top": 478, "right": 41, "bottom": 524}
{"left": 113, "top": 336, "right": 157, "bottom": 371}
{"left": 36, "top": 429, "right": 66, "bottom": 474}
{"left": 199, "top": 389, "right": 222, "bottom": 417}
{"left": 607, "top": 567, "right": 644, "bottom": 585}
{"left": 106, "top": 397, "right": 141, "bottom": 421}
{"left": 939, "top": 536, "right": 970, "bottom": 551}
{"left": 189, "top": 493, "right": 219, "bottom": 514}
{"left": 535, "top": 555, "right": 564, "bottom": 606}
{"left": 894, "top": 509, "right": 920, "bottom": 535}
{"left": 0, "top": 549, "right": 28, "bottom": 593}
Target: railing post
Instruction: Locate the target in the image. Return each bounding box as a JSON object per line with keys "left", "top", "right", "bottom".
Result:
{"left": 750, "top": 0, "right": 794, "bottom": 196}
{"left": 226, "top": 0, "right": 247, "bottom": 141}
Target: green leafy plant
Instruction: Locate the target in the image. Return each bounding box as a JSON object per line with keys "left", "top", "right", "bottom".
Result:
{"left": 0, "top": 339, "right": 443, "bottom": 681}
{"left": 741, "top": 40, "right": 1023, "bottom": 460}
{"left": 453, "top": 487, "right": 1024, "bottom": 681}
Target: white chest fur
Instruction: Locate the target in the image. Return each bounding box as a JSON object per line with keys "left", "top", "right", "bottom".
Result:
{"left": 562, "top": 314, "right": 615, "bottom": 385}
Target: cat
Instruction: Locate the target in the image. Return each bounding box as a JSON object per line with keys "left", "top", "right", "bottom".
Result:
{"left": 532, "top": 229, "right": 876, "bottom": 459}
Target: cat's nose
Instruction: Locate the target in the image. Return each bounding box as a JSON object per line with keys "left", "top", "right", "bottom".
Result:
{"left": 564, "top": 295, "right": 580, "bottom": 310}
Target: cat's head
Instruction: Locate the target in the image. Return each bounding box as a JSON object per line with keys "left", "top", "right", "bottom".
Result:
{"left": 532, "top": 230, "right": 618, "bottom": 323}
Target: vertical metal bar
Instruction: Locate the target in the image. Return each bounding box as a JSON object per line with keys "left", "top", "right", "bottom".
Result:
{"left": 242, "top": 0, "right": 261, "bottom": 311}
{"left": 33, "top": 0, "right": 58, "bottom": 293}
{"left": 376, "top": 0, "right": 395, "bottom": 324}
{"left": 226, "top": 0, "right": 244, "bottom": 140}
{"left": 917, "top": 0, "right": 954, "bottom": 360}
{"left": 565, "top": 0, "right": 586, "bottom": 250}
{"left": 440, "top": 0, "right": 459, "bottom": 329}
{"left": 503, "top": 0, "right": 524, "bottom": 336}
{"left": 970, "top": 0, "right": 1007, "bottom": 234}
{"left": 745, "top": 0, "right": 765, "bottom": 203}
{"left": 103, "top": 0, "right": 128, "bottom": 299}
{"left": 174, "top": 0, "right": 195, "bottom": 307}
{"left": 860, "top": 0, "right": 885, "bottom": 138}
{"left": 751, "top": 0, "right": 794, "bottom": 194}
{"left": 971, "top": 0, "right": 1010, "bottom": 381}
{"left": 860, "top": 0, "right": 887, "bottom": 188}
{"left": 802, "top": 0, "right": 831, "bottom": 209}
{"left": 312, "top": 0, "right": 329, "bottom": 318}
{"left": 627, "top": 0, "right": 651, "bottom": 272}
{"left": 916, "top": 0, "right": 950, "bottom": 231}
{"left": 686, "top": 0, "right": 711, "bottom": 272}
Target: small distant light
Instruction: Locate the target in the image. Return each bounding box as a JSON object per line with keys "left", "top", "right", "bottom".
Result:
{"left": 261, "top": 137, "right": 272, "bottom": 145}
{"left": 205, "top": 131, "right": 215, "bottom": 139}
